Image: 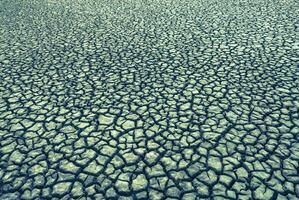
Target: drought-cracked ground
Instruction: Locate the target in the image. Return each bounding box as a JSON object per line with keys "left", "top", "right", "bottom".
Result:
{"left": 0, "top": 0, "right": 299, "bottom": 199}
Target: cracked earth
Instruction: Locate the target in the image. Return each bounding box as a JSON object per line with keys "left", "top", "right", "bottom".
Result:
{"left": 0, "top": 0, "right": 299, "bottom": 199}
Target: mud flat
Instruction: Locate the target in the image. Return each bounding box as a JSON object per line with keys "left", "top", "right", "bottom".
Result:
{"left": 0, "top": 0, "right": 298, "bottom": 199}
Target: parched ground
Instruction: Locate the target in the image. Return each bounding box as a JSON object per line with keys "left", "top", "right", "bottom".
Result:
{"left": 0, "top": 0, "right": 298, "bottom": 199}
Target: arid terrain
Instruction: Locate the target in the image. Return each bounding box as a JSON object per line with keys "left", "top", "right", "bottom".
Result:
{"left": 0, "top": 0, "right": 298, "bottom": 199}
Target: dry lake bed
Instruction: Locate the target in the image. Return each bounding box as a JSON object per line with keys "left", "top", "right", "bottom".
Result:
{"left": 0, "top": 0, "right": 298, "bottom": 199}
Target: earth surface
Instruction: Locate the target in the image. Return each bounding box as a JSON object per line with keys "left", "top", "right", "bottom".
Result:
{"left": 0, "top": 0, "right": 298, "bottom": 199}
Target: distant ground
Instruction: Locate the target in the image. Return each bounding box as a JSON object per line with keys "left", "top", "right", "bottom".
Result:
{"left": 0, "top": 0, "right": 298, "bottom": 199}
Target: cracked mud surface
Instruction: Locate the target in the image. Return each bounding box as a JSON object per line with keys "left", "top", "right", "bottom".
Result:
{"left": 0, "top": 0, "right": 299, "bottom": 199}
